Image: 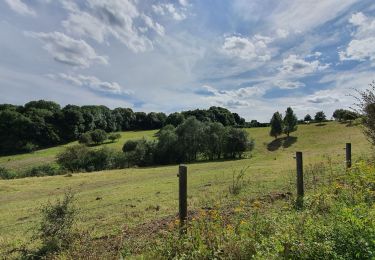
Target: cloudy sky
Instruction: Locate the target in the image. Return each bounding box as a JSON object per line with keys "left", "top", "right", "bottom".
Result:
{"left": 1, "top": 0, "right": 374, "bottom": 121}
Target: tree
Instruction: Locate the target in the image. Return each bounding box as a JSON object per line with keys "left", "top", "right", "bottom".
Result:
{"left": 154, "top": 125, "right": 179, "bottom": 164}
{"left": 304, "top": 114, "right": 312, "bottom": 122}
{"left": 78, "top": 132, "right": 92, "bottom": 145}
{"left": 176, "top": 117, "right": 204, "bottom": 162}
{"left": 202, "top": 122, "right": 227, "bottom": 160}
{"left": 165, "top": 112, "right": 185, "bottom": 127}
{"left": 333, "top": 109, "right": 359, "bottom": 122}
{"left": 314, "top": 111, "right": 326, "bottom": 123}
{"left": 269, "top": 112, "right": 283, "bottom": 139}
{"left": 90, "top": 129, "right": 107, "bottom": 145}
{"left": 355, "top": 81, "right": 375, "bottom": 145}
{"left": 224, "top": 128, "right": 254, "bottom": 159}
{"left": 283, "top": 107, "right": 298, "bottom": 137}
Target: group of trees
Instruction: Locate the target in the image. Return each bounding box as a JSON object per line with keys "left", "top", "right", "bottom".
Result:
{"left": 122, "top": 117, "right": 254, "bottom": 167}
{"left": 332, "top": 109, "right": 360, "bottom": 122}
{"left": 303, "top": 111, "right": 327, "bottom": 123}
{"left": 270, "top": 107, "right": 298, "bottom": 139}
{"left": 0, "top": 100, "right": 246, "bottom": 155}
{"left": 56, "top": 117, "right": 254, "bottom": 172}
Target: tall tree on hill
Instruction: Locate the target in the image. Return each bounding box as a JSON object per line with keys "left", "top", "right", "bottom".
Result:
{"left": 270, "top": 112, "right": 283, "bottom": 139}
{"left": 314, "top": 111, "right": 326, "bottom": 123}
{"left": 283, "top": 107, "right": 298, "bottom": 137}
{"left": 304, "top": 114, "right": 312, "bottom": 122}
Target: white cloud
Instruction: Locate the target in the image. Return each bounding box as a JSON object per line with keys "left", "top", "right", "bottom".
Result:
{"left": 25, "top": 31, "right": 108, "bottom": 68}
{"left": 279, "top": 54, "right": 329, "bottom": 75}
{"left": 222, "top": 35, "right": 272, "bottom": 61}
{"left": 307, "top": 96, "right": 339, "bottom": 104}
{"left": 61, "top": 0, "right": 164, "bottom": 52}
{"left": 4, "top": 0, "right": 36, "bottom": 16}
{"left": 201, "top": 84, "right": 266, "bottom": 108}
{"left": 276, "top": 80, "right": 305, "bottom": 89}
{"left": 152, "top": 3, "right": 187, "bottom": 21}
{"left": 340, "top": 12, "right": 375, "bottom": 64}
{"left": 49, "top": 73, "right": 130, "bottom": 95}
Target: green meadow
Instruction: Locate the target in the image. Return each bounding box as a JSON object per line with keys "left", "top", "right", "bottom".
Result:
{"left": 0, "top": 121, "right": 371, "bottom": 254}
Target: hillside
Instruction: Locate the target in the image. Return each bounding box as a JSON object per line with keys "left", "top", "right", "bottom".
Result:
{"left": 0, "top": 121, "right": 371, "bottom": 256}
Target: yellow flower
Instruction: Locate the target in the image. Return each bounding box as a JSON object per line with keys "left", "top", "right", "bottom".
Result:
{"left": 234, "top": 207, "right": 242, "bottom": 213}
{"left": 240, "top": 220, "right": 247, "bottom": 225}
{"left": 251, "top": 200, "right": 262, "bottom": 209}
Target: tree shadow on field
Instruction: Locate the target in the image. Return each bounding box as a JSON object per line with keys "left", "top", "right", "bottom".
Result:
{"left": 267, "top": 136, "right": 298, "bottom": 151}
{"left": 315, "top": 123, "right": 327, "bottom": 127}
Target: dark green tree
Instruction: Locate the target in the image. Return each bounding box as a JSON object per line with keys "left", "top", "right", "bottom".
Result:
{"left": 314, "top": 111, "right": 326, "bottom": 123}
{"left": 283, "top": 107, "right": 298, "bottom": 137}
{"left": 270, "top": 112, "right": 283, "bottom": 139}
{"left": 304, "top": 114, "right": 312, "bottom": 122}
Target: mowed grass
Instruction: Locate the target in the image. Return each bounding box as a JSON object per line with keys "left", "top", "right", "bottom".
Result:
{"left": 0, "top": 122, "right": 371, "bottom": 247}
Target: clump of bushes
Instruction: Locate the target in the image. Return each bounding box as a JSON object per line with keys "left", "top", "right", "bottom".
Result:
{"left": 123, "top": 117, "right": 254, "bottom": 166}
{"left": 21, "top": 164, "right": 63, "bottom": 178}
{"left": 0, "top": 167, "right": 16, "bottom": 179}
{"left": 78, "top": 129, "right": 108, "bottom": 146}
{"left": 57, "top": 145, "right": 123, "bottom": 172}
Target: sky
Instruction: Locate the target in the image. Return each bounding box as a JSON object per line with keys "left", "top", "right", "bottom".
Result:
{"left": 0, "top": 0, "right": 375, "bottom": 122}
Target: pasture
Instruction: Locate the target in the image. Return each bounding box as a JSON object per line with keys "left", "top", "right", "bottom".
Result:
{"left": 0, "top": 121, "right": 371, "bottom": 254}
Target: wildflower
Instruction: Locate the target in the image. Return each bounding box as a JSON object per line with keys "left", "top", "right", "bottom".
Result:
{"left": 252, "top": 200, "right": 262, "bottom": 209}
{"left": 234, "top": 207, "right": 242, "bottom": 213}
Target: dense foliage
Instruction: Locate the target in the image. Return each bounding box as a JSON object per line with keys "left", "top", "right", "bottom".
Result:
{"left": 332, "top": 109, "right": 360, "bottom": 122}
{"left": 0, "top": 100, "right": 246, "bottom": 155}
{"left": 283, "top": 107, "right": 298, "bottom": 137}
{"left": 270, "top": 112, "right": 283, "bottom": 139}
{"left": 314, "top": 111, "right": 327, "bottom": 123}
{"left": 56, "top": 117, "right": 254, "bottom": 172}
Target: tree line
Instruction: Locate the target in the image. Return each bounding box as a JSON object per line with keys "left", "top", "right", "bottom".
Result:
{"left": 0, "top": 100, "right": 246, "bottom": 155}
{"left": 57, "top": 117, "right": 254, "bottom": 172}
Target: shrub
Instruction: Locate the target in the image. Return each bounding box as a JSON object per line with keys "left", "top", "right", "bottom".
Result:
{"left": 108, "top": 133, "right": 121, "bottom": 143}
{"left": 224, "top": 128, "right": 254, "bottom": 159}
{"left": 0, "top": 167, "right": 15, "bottom": 179}
{"left": 22, "top": 164, "right": 62, "bottom": 177}
{"left": 90, "top": 129, "right": 107, "bottom": 144}
{"left": 78, "top": 132, "right": 92, "bottom": 145}
{"left": 36, "top": 191, "right": 76, "bottom": 257}
{"left": 57, "top": 145, "right": 90, "bottom": 172}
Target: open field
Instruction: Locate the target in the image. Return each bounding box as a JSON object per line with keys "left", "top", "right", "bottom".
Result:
{"left": 0, "top": 122, "right": 371, "bottom": 251}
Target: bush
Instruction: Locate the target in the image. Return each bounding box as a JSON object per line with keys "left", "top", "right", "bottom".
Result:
{"left": 22, "top": 164, "right": 63, "bottom": 177}
{"left": 78, "top": 132, "right": 92, "bottom": 145}
{"left": 36, "top": 191, "right": 76, "bottom": 257}
{"left": 108, "top": 133, "right": 121, "bottom": 143}
{"left": 0, "top": 167, "right": 15, "bottom": 179}
{"left": 90, "top": 129, "right": 107, "bottom": 144}
{"left": 57, "top": 145, "right": 90, "bottom": 172}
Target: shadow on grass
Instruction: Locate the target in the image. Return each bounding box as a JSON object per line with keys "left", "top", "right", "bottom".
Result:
{"left": 315, "top": 123, "right": 327, "bottom": 127}
{"left": 267, "top": 136, "right": 298, "bottom": 151}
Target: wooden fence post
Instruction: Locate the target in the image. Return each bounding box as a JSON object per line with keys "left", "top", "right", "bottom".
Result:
{"left": 346, "top": 143, "right": 352, "bottom": 169}
{"left": 178, "top": 165, "right": 187, "bottom": 234}
{"left": 296, "top": 151, "right": 304, "bottom": 209}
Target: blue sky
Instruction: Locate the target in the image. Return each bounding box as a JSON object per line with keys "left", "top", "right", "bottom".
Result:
{"left": 1, "top": 0, "right": 375, "bottom": 121}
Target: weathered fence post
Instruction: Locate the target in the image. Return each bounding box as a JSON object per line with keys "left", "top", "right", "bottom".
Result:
{"left": 346, "top": 143, "right": 352, "bottom": 169}
{"left": 178, "top": 165, "right": 187, "bottom": 234}
{"left": 296, "top": 151, "right": 304, "bottom": 209}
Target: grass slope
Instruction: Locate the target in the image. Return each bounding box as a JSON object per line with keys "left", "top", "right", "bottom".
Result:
{"left": 0, "top": 122, "right": 371, "bottom": 247}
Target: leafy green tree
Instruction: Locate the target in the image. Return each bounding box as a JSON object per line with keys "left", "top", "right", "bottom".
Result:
{"left": 304, "top": 114, "right": 312, "bottom": 122}
{"left": 78, "top": 132, "right": 92, "bottom": 145}
{"left": 165, "top": 112, "right": 185, "bottom": 127}
{"left": 90, "top": 129, "right": 108, "bottom": 145}
{"left": 283, "top": 107, "right": 298, "bottom": 137}
{"left": 314, "top": 111, "right": 326, "bottom": 123}
{"left": 202, "top": 122, "right": 227, "bottom": 160}
{"left": 224, "top": 128, "right": 254, "bottom": 159}
{"left": 176, "top": 117, "right": 204, "bottom": 162}
{"left": 270, "top": 112, "right": 283, "bottom": 139}
{"left": 154, "top": 125, "right": 179, "bottom": 164}
{"left": 56, "top": 145, "right": 90, "bottom": 172}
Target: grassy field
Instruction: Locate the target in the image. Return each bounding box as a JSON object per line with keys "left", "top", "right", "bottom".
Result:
{"left": 0, "top": 121, "right": 371, "bottom": 252}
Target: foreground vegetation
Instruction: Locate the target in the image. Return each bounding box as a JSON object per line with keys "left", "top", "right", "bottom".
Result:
{"left": 0, "top": 121, "right": 371, "bottom": 258}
